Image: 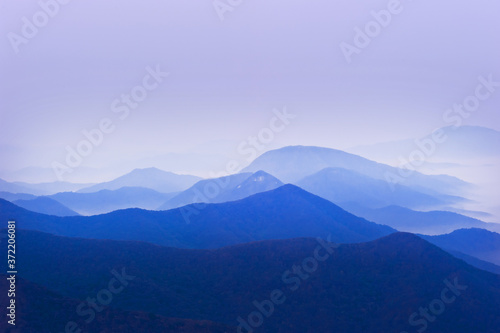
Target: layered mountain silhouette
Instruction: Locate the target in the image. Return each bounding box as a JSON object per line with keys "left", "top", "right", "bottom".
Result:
{"left": 0, "top": 275, "right": 233, "bottom": 333}
{"left": 0, "top": 178, "right": 43, "bottom": 195}
{"left": 343, "top": 204, "right": 500, "bottom": 235}
{"left": 241, "top": 146, "right": 469, "bottom": 196}
{"left": 0, "top": 191, "right": 36, "bottom": 202}
{"left": 49, "top": 187, "right": 177, "bottom": 215}
{"left": 78, "top": 168, "right": 201, "bottom": 194}
{"left": 4, "top": 230, "right": 500, "bottom": 333}
{"left": 158, "top": 171, "right": 283, "bottom": 210}
{"left": 421, "top": 228, "right": 500, "bottom": 266}
{"left": 297, "top": 167, "right": 463, "bottom": 210}
{"left": 158, "top": 172, "right": 252, "bottom": 210}
{"left": 13, "top": 196, "right": 80, "bottom": 217}
{"left": 349, "top": 125, "right": 500, "bottom": 163}
{"left": 0, "top": 178, "right": 93, "bottom": 195}
{"left": 444, "top": 250, "right": 500, "bottom": 275}
{"left": 0, "top": 185, "right": 395, "bottom": 248}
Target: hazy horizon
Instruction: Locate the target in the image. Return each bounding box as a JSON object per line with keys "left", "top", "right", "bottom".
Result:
{"left": 1, "top": 0, "right": 499, "bottom": 184}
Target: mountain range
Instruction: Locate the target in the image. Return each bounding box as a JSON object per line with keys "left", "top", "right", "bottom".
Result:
{"left": 13, "top": 196, "right": 80, "bottom": 217}
{"left": 49, "top": 187, "right": 177, "bottom": 215}
{"left": 77, "top": 167, "right": 201, "bottom": 194}
{"left": 0, "top": 185, "right": 395, "bottom": 248}
{"left": 0, "top": 178, "right": 94, "bottom": 196}
{"left": 343, "top": 204, "right": 500, "bottom": 235}
{"left": 296, "top": 167, "right": 464, "bottom": 210}
{"left": 241, "top": 146, "right": 469, "bottom": 197}
{"left": 3, "top": 230, "right": 499, "bottom": 333}
{"left": 349, "top": 125, "right": 500, "bottom": 164}
{"left": 0, "top": 275, "right": 233, "bottom": 333}
{"left": 158, "top": 171, "right": 283, "bottom": 210}
{"left": 422, "top": 228, "right": 500, "bottom": 266}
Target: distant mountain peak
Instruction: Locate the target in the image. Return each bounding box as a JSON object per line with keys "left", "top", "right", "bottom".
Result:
{"left": 77, "top": 167, "right": 202, "bottom": 194}
{"left": 244, "top": 170, "right": 282, "bottom": 183}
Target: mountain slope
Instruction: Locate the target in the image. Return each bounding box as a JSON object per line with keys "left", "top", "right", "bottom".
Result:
{"left": 13, "top": 197, "right": 80, "bottom": 217}
{"left": 78, "top": 168, "right": 201, "bottom": 194}
{"left": 4, "top": 230, "right": 500, "bottom": 333}
{"left": 0, "top": 191, "right": 36, "bottom": 202}
{"left": 349, "top": 125, "right": 500, "bottom": 163}
{"left": 445, "top": 250, "right": 500, "bottom": 275}
{"left": 227, "top": 170, "right": 283, "bottom": 201}
{"left": 242, "top": 146, "right": 469, "bottom": 196}
{"left": 297, "top": 167, "right": 460, "bottom": 210}
{"left": 158, "top": 173, "right": 252, "bottom": 210}
{"left": 0, "top": 178, "right": 41, "bottom": 195}
{"left": 0, "top": 178, "right": 94, "bottom": 195}
{"left": 50, "top": 187, "right": 177, "bottom": 215}
{"left": 421, "top": 228, "right": 500, "bottom": 266}
{"left": 343, "top": 204, "right": 500, "bottom": 235}
{"left": 0, "top": 185, "right": 395, "bottom": 248}
{"left": 158, "top": 171, "right": 283, "bottom": 210}
{"left": 0, "top": 275, "right": 232, "bottom": 333}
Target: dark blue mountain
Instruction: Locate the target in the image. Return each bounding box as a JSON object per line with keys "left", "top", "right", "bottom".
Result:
{"left": 4, "top": 230, "right": 500, "bottom": 333}
{"left": 0, "top": 185, "right": 395, "bottom": 248}
{"left": 0, "top": 275, "right": 233, "bottom": 333}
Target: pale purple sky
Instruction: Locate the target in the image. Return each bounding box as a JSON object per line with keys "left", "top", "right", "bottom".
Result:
{"left": 1, "top": 0, "right": 499, "bottom": 180}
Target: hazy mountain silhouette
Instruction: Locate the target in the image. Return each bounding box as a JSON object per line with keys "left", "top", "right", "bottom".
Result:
{"left": 343, "top": 204, "right": 500, "bottom": 235}
{"left": 421, "top": 228, "right": 500, "bottom": 266}
{"left": 0, "top": 275, "right": 233, "bottom": 333}
{"left": 242, "top": 146, "right": 469, "bottom": 196}
{"left": 158, "top": 171, "right": 283, "bottom": 210}
{"left": 0, "top": 191, "right": 36, "bottom": 202}
{"left": 0, "top": 178, "right": 94, "bottom": 195}
{"left": 349, "top": 125, "right": 500, "bottom": 163}
{"left": 13, "top": 197, "right": 80, "bottom": 217}
{"left": 0, "top": 178, "right": 43, "bottom": 195}
{"left": 50, "top": 187, "right": 177, "bottom": 215}
{"left": 297, "top": 167, "right": 463, "bottom": 210}
{"left": 78, "top": 168, "right": 201, "bottom": 194}
{"left": 0, "top": 185, "right": 395, "bottom": 248}
{"left": 5, "top": 230, "right": 500, "bottom": 333}
{"left": 229, "top": 170, "right": 283, "bottom": 200}
{"left": 444, "top": 250, "right": 500, "bottom": 275}
{"left": 158, "top": 173, "right": 252, "bottom": 210}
